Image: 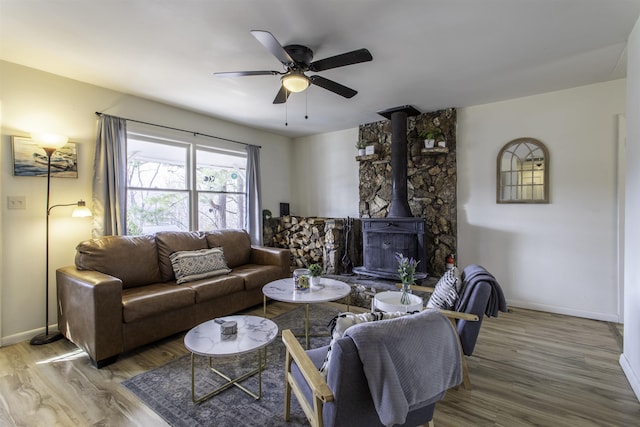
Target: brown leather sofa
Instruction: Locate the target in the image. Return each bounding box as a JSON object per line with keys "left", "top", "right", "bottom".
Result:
{"left": 56, "top": 229, "right": 290, "bottom": 367}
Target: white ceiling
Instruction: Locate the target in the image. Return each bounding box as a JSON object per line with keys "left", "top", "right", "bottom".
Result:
{"left": 1, "top": 0, "right": 639, "bottom": 138}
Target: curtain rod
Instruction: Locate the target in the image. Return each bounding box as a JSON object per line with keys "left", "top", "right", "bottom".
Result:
{"left": 95, "top": 112, "right": 261, "bottom": 148}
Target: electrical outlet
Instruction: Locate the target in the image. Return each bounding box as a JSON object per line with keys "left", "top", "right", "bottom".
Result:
{"left": 7, "top": 196, "right": 26, "bottom": 210}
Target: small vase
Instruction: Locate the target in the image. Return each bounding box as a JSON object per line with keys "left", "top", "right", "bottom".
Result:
{"left": 400, "top": 281, "right": 413, "bottom": 305}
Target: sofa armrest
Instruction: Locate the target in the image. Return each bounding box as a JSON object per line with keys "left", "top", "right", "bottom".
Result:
{"left": 56, "top": 266, "right": 124, "bottom": 367}
{"left": 250, "top": 246, "right": 291, "bottom": 277}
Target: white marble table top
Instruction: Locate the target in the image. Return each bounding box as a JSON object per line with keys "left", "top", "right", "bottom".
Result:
{"left": 372, "top": 291, "right": 424, "bottom": 313}
{"left": 263, "top": 277, "right": 351, "bottom": 304}
{"left": 184, "top": 315, "right": 278, "bottom": 357}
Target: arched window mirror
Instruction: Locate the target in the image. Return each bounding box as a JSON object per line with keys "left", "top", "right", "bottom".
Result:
{"left": 497, "top": 138, "right": 549, "bottom": 203}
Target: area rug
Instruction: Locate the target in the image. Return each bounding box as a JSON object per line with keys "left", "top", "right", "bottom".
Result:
{"left": 123, "top": 304, "right": 343, "bottom": 426}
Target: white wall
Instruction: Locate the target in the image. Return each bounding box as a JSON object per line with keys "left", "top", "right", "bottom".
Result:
{"left": 457, "top": 80, "right": 626, "bottom": 322}
{"left": 291, "top": 128, "right": 360, "bottom": 218}
{"left": 621, "top": 16, "right": 640, "bottom": 400}
{"left": 292, "top": 80, "right": 626, "bottom": 323}
{"left": 0, "top": 61, "right": 292, "bottom": 345}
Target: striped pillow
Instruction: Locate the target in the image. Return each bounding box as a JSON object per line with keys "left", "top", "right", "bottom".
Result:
{"left": 426, "top": 267, "right": 461, "bottom": 310}
{"left": 169, "top": 247, "right": 231, "bottom": 284}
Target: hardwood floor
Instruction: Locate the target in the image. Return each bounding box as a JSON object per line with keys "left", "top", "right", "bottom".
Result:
{"left": 0, "top": 302, "right": 638, "bottom": 426}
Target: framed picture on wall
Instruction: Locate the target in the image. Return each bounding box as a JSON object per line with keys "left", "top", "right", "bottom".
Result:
{"left": 11, "top": 136, "right": 78, "bottom": 178}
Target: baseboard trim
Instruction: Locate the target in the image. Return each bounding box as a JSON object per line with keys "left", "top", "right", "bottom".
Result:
{"left": 508, "top": 299, "right": 620, "bottom": 323}
{"left": 620, "top": 353, "right": 640, "bottom": 402}
{"left": 2, "top": 323, "right": 60, "bottom": 347}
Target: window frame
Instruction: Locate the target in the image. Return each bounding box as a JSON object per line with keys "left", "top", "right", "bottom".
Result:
{"left": 125, "top": 130, "right": 247, "bottom": 234}
{"left": 496, "top": 137, "right": 549, "bottom": 204}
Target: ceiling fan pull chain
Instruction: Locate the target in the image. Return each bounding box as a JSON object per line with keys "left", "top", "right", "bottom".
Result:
{"left": 285, "top": 90, "right": 288, "bottom": 126}
{"left": 305, "top": 90, "right": 309, "bottom": 120}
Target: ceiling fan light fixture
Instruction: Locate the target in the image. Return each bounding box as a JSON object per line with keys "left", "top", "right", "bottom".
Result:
{"left": 282, "top": 73, "right": 309, "bottom": 93}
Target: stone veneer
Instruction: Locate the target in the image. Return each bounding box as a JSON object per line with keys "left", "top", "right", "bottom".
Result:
{"left": 358, "top": 108, "right": 457, "bottom": 275}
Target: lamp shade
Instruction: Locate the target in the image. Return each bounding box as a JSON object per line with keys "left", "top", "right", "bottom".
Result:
{"left": 71, "top": 200, "right": 92, "bottom": 218}
{"left": 282, "top": 73, "right": 309, "bottom": 93}
{"left": 31, "top": 132, "right": 68, "bottom": 149}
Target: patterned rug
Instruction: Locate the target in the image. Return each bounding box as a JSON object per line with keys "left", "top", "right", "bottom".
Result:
{"left": 122, "top": 304, "right": 343, "bottom": 426}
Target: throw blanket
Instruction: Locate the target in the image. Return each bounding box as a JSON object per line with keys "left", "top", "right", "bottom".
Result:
{"left": 457, "top": 264, "right": 507, "bottom": 317}
{"left": 344, "top": 309, "right": 462, "bottom": 427}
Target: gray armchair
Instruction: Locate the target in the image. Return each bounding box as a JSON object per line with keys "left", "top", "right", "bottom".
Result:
{"left": 282, "top": 309, "right": 462, "bottom": 427}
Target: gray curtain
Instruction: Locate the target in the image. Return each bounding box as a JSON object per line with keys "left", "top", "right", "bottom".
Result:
{"left": 92, "top": 114, "right": 127, "bottom": 236}
{"left": 245, "top": 144, "right": 262, "bottom": 245}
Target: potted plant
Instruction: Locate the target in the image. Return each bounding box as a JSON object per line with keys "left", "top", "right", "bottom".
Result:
{"left": 356, "top": 140, "right": 367, "bottom": 156}
{"left": 419, "top": 129, "right": 443, "bottom": 149}
{"left": 308, "top": 263, "right": 322, "bottom": 286}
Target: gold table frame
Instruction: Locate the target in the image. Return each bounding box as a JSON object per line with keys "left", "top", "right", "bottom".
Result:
{"left": 190, "top": 349, "right": 267, "bottom": 403}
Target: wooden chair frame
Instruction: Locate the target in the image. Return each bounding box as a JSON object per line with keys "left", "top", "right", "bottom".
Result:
{"left": 283, "top": 329, "right": 333, "bottom": 427}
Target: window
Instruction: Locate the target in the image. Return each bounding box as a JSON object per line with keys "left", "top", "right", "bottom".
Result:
{"left": 126, "top": 132, "right": 246, "bottom": 234}
{"left": 497, "top": 138, "right": 549, "bottom": 204}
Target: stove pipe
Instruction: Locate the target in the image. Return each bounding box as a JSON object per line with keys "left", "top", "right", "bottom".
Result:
{"left": 377, "top": 105, "right": 421, "bottom": 218}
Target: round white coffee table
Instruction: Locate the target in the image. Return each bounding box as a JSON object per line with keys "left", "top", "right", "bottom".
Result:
{"left": 262, "top": 277, "right": 351, "bottom": 349}
{"left": 372, "top": 291, "right": 424, "bottom": 313}
{"left": 184, "top": 315, "right": 278, "bottom": 402}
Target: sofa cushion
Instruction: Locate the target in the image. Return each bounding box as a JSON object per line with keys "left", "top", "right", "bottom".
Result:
{"left": 205, "top": 229, "right": 251, "bottom": 268}
{"left": 182, "top": 274, "right": 245, "bottom": 302}
{"left": 229, "top": 264, "right": 285, "bottom": 291}
{"left": 75, "top": 235, "right": 162, "bottom": 288}
{"left": 156, "top": 231, "right": 208, "bottom": 281}
{"left": 122, "top": 282, "right": 195, "bottom": 323}
{"left": 170, "top": 248, "right": 231, "bottom": 284}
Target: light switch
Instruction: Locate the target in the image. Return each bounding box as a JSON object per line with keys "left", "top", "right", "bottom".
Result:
{"left": 7, "top": 196, "right": 26, "bottom": 209}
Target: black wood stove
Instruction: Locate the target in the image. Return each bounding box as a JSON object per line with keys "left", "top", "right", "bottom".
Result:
{"left": 354, "top": 105, "right": 428, "bottom": 281}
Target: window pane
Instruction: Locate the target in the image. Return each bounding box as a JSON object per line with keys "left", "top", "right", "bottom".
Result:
{"left": 196, "top": 149, "right": 246, "bottom": 192}
{"left": 128, "top": 139, "right": 187, "bottom": 189}
{"left": 198, "top": 192, "right": 245, "bottom": 230}
{"left": 127, "top": 190, "right": 189, "bottom": 234}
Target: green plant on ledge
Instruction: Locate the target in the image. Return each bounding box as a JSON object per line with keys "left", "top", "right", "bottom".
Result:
{"left": 355, "top": 140, "right": 367, "bottom": 150}
{"left": 419, "top": 129, "right": 443, "bottom": 140}
{"left": 308, "top": 263, "right": 322, "bottom": 277}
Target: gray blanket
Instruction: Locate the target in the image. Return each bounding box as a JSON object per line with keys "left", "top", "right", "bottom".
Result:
{"left": 457, "top": 264, "right": 507, "bottom": 317}
{"left": 344, "top": 309, "right": 462, "bottom": 427}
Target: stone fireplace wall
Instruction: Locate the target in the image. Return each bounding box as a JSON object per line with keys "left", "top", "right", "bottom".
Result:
{"left": 358, "top": 108, "right": 457, "bottom": 275}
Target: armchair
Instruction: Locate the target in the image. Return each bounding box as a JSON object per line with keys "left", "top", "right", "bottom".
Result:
{"left": 282, "top": 309, "right": 462, "bottom": 427}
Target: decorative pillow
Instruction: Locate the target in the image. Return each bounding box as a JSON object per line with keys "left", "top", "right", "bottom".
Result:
{"left": 319, "top": 311, "right": 409, "bottom": 378}
{"left": 169, "top": 247, "right": 231, "bottom": 284}
{"left": 426, "top": 267, "right": 462, "bottom": 310}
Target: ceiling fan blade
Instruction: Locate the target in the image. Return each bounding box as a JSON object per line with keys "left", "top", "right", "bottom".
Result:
{"left": 214, "top": 70, "right": 281, "bottom": 78}
{"left": 250, "top": 30, "right": 295, "bottom": 66}
{"left": 309, "top": 75, "right": 357, "bottom": 98}
{"left": 309, "top": 48, "right": 373, "bottom": 72}
{"left": 273, "top": 85, "right": 290, "bottom": 104}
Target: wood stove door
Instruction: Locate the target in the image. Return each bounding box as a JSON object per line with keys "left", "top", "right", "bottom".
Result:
{"left": 364, "top": 232, "right": 418, "bottom": 273}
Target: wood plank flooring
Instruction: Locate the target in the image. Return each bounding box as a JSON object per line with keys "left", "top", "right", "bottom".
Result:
{"left": 0, "top": 302, "right": 637, "bottom": 426}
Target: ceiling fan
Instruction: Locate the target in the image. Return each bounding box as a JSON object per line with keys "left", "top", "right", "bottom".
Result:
{"left": 214, "top": 30, "right": 373, "bottom": 104}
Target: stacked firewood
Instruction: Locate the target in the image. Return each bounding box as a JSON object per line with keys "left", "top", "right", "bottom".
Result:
{"left": 270, "top": 216, "right": 326, "bottom": 269}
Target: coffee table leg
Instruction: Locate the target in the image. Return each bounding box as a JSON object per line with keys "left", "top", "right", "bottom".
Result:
{"left": 305, "top": 303, "right": 310, "bottom": 349}
{"left": 190, "top": 350, "right": 265, "bottom": 403}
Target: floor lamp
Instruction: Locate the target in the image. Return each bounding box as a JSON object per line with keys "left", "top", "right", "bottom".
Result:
{"left": 30, "top": 133, "right": 92, "bottom": 346}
